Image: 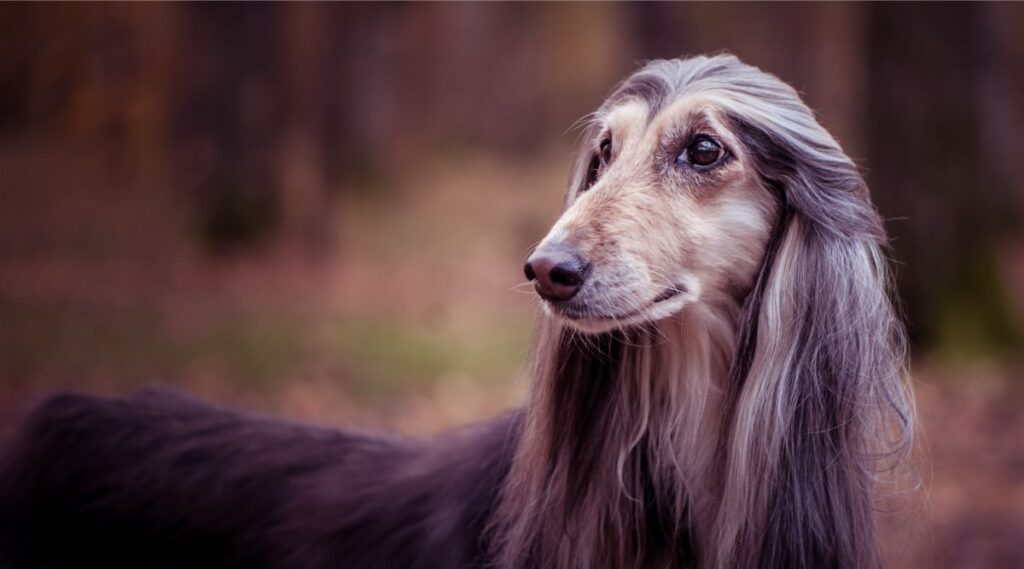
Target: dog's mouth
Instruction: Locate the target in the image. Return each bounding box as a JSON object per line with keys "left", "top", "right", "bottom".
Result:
{"left": 548, "top": 284, "right": 686, "bottom": 322}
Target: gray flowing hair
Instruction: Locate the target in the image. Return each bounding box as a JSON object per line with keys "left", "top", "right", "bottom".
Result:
{"left": 488, "top": 55, "right": 914, "bottom": 569}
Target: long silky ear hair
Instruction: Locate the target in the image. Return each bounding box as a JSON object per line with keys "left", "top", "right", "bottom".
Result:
{"left": 703, "top": 60, "right": 914, "bottom": 568}
{"left": 490, "top": 55, "right": 913, "bottom": 569}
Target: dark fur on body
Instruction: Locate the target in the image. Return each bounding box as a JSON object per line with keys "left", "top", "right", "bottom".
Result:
{"left": 0, "top": 389, "right": 521, "bottom": 568}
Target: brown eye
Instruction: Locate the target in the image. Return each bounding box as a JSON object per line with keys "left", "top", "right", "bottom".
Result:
{"left": 682, "top": 136, "right": 724, "bottom": 168}
{"left": 584, "top": 138, "right": 612, "bottom": 190}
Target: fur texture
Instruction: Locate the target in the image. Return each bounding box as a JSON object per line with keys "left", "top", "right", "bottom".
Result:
{"left": 492, "top": 55, "right": 912, "bottom": 569}
{"left": 0, "top": 388, "right": 521, "bottom": 568}
{"left": 0, "top": 54, "right": 912, "bottom": 569}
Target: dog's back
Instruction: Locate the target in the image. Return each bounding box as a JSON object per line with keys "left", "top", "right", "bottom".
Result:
{"left": 0, "top": 389, "right": 521, "bottom": 568}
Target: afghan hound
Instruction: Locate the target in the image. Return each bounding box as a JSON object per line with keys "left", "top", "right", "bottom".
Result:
{"left": 0, "top": 54, "right": 913, "bottom": 569}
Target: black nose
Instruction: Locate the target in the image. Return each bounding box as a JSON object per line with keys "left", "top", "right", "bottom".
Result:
{"left": 524, "top": 245, "right": 590, "bottom": 302}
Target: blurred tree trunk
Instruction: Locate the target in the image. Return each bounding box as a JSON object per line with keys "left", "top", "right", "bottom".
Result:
{"left": 0, "top": 5, "right": 37, "bottom": 132}
{"left": 278, "top": 3, "right": 344, "bottom": 256}
{"left": 866, "top": 3, "right": 1022, "bottom": 354}
{"left": 172, "top": 3, "right": 286, "bottom": 254}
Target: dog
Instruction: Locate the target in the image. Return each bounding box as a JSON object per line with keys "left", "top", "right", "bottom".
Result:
{"left": 0, "top": 54, "right": 913, "bottom": 569}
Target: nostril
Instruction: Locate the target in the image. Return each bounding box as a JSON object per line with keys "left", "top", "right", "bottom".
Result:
{"left": 523, "top": 262, "right": 536, "bottom": 281}
{"left": 549, "top": 264, "right": 583, "bottom": 287}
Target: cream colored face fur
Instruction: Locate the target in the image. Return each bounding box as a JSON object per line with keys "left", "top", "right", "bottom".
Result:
{"left": 538, "top": 96, "right": 779, "bottom": 333}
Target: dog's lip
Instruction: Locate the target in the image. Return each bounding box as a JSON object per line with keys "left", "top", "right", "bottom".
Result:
{"left": 550, "top": 284, "right": 686, "bottom": 321}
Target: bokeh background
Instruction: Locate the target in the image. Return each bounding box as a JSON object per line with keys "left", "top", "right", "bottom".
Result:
{"left": 1, "top": 3, "right": 1022, "bottom": 567}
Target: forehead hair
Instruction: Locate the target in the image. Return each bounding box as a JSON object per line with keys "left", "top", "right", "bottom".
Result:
{"left": 602, "top": 55, "right": 800, "bottom": 124}
{"left": 586, "top": 54, "right": 883, "bottom": 243}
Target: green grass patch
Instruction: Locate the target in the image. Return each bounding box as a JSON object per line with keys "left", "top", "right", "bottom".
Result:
{"left": 332, "top": 318, "right": 528, "bottom": 401}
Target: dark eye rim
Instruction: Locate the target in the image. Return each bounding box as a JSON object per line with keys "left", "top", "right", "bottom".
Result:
{"left": 583, "top": 136, "right": 613, "bottom": 190}
{"left": 598, "top": 138, "right": 612, "bottom": 164}
{"left": 677, "top": 134, "right": 727, "bottom": 170}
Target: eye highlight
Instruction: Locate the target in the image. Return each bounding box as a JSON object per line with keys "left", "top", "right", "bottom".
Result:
{"left": 678, "top": 135, "right": 725, "bottom": 169}
{"left": 584, "top": 137, "right": 613, "bottom": 190}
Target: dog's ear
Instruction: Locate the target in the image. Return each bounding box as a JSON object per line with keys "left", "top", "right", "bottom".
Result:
{"left": 714, "top": 121, "right": 912, "bottom": 569}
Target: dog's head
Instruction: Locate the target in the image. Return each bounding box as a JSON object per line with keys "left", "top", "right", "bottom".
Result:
{"left": 525, "top": 55, "right": 881, "bottom": 333}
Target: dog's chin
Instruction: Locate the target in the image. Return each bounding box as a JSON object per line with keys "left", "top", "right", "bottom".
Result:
{"left": 543, "top": 295, "right": 691, "bottom": 334}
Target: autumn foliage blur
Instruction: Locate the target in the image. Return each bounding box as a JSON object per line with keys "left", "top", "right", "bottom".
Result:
{"left": 1, "top": 4, "right": 1023, "bottom": 568}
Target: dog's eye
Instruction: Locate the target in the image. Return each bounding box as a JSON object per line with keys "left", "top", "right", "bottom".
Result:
{"left": 584, "top": 138, "right": 612, "bottom": 191}
{"left": 681, "top": 136, "right": 724, "bottom": 168}
{"left": 598, "top": 139, "right": 612, "bottom": 165}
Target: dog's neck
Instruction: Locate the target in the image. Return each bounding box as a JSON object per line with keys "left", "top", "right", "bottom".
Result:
{"left": 490, "top": 296, "right": 741, "bottom": 568}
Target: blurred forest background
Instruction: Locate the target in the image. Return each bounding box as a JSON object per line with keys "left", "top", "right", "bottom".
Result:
{"left": 1, "top": 3, "right": 1022, "bottom": 567}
